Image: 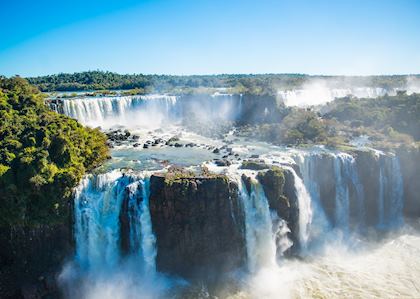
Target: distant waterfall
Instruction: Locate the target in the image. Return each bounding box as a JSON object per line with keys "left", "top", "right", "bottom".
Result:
{"left": 62, "top": 95, "right": 180, "bottom": 128}
{"left": 278, "top": 86, "right": 395, "bottom": 107}
{"left": 73, "top": 171, "right": 157, "bottom": 273}
{"left": 60, "top": 94, "right": 241, "bottom": 128}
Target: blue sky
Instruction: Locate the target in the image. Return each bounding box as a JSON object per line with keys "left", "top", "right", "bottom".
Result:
{"left": 1, "top": 0, "right": 419, "bottom": 76}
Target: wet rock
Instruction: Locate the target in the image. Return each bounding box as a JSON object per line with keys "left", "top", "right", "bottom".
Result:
{"left": 214, "top": 159, "right": 231, "bottom": 167}
{"left": 143, "top": 144, "right": 149, "bottom": 149}
{"left": 212, "top": 148, "right": 220, "bottom": 154}
{"left": 154, "top": 138, "right": 163, "bottom": 145}
{"left": 174, "top": 143, "right": 183, "bottom": 148}
{"left": 149, "top": 173, "right": 245, "bottom": 279}
{"left": 240, "top": 160, "right": 269, "bottom": 170}
{"left": 133, "top": 143, "right": 141, "bottom": 148}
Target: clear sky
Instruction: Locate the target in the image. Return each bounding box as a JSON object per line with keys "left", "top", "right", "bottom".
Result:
{"left": 1, "top": 0, "right": 419, "bottom": 77}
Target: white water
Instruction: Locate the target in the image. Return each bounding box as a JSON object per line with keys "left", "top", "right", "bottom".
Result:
{"left": 73, "top": 170, "right": 127, "bottom": 269}
{"left": 63, "top": 95, "right": 180, "bottom": 128}
{"left": 278, "top": 85, "right": 394, "bottom": 107}
{"left": 61, "top": 171, "right": 171, "bottom": 299}
{"left": 237, "top": 175, "right": 279, "bottom": 272}
{"left": 223, "top": 231, "right": 420, "bottom": 299}
{"left": 61, "top": 93, "right": 240, "bottom": 128}
{"left": 283, "top": 166, "right": 313, "bottom": 251}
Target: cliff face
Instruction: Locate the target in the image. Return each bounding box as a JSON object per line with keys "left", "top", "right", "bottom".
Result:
{"left": 149, "top": 174, "right": 245, "bottom": 279}
{"left": 397, "top": 147, "right": 420, "bottom": 218}
{"left": 0, "top": 224, "right": 72, "bottom": 299}
{"left": 256, "top": 167, "right": 300, "bottom": 253}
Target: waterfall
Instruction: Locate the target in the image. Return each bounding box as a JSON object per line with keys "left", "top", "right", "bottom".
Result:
{"left": 333, "top": 153, "right": 363, "bottom": 234}
{"left": 61, "top": 93, "right": 241, "bottom": 128}
{"left": 62, "top": 95, "right": 180, "bottom": 128}
{"left": 283, "top": 166, "right": 313, "bottom": 250}
{"left": 376, "top": 155, "right": 404, "bottom": 229}
{"left": 73, "top": 171, "right": 157, "bottom": 274}
{"left": 387, "top": 156, "right": 404, "bottom": 228}
{"left": 278, "top": 86, "right": 394, "bottom": 107}
{"left": 238, "top": 176, "right": 278, "bottom": 272}
{"left": 294, "top": 153, "right": 330, "bottom": 241}
{"left": 377, "top": 164, "right": 386, "bottom": 228}
{"left": 74, "top": 171, "right": 128, "bottom": 269}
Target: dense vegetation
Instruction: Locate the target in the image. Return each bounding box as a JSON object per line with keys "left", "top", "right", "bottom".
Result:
{"left": 27, "top": 71, "right": 416, "bottom": 95}
{"left": 238, "top": 91, "right": 420, "bottom": 149}
{"left": 324, "top": 91, "right": 420, "bottom": 141}
{"left": 237, "top": 109, "right": 328, "bottom": 146}
{"left": 0, "top": 77, "right": 109, "bottom": 226}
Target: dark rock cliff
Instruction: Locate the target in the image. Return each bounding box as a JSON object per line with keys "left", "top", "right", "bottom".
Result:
{"left": 256, "top": 167, "right": 300, "bottom": 254}
{"left": 0, "top": 224, "right": 72, "bottom": 299}
{"left": 149, "top": 174, "right": 245, "bottom": 279}
{"left": 397, "top": 147, "right": 420, "bottom": 218}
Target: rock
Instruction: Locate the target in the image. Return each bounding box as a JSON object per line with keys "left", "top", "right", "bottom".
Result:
{"left": 257, "top": 166, "right": 299, "bottom": 255}
{"left": 133, "top": 143, "right": 141, "bottom": 148}
{"left": 143, "top": 144, "right": 149, "bottom": 149}
{"left": 240, "top": 160, "right": 269, "bottom": 170}
{"left": 149, "top": 174, "right": 245, "bottom": 279}
{"left": 0, "top": 225, "right": 71, "bottom": 298}
{"left": 166, "top": 136, "right": 180, "bottom": 145}
{"left": 174, "top": 143, "right": 183, "bottom": 148}
{"left": 214, "top": 159, "right": 231, "bottom": 167}
{"left": 212, "top": 148, "right": 220, "bottom": 154}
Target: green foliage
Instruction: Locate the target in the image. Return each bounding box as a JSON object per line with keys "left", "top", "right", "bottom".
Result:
{"left": 238, "top": 109, "right": 328, "bottom": 145}
{"left": 325, "top": 93, "right": 420, "bottom": 141}
{"left": 281, "top": 110, "right": 327, "bottom": 144}
{"left": 27, "top": 71, "right": 419, "bottom": 97}
{"left": 0, "top": 77, "right": 109, "bottom": 226}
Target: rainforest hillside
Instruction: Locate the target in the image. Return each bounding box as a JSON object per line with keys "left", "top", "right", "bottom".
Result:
{"left": 0, "top": 77, "right": 109, "bottom": 226}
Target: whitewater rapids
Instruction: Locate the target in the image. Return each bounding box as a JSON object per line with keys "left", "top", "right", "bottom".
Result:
{"left": 219, "top": 229, "right": 420, "bottom": 299}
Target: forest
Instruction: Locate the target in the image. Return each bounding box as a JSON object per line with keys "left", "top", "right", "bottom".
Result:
{"left": 0, "top": 77, "right": 109, "bottom": 226}
{"left": 27, "top": 71, "right": 416, "bottom": 95}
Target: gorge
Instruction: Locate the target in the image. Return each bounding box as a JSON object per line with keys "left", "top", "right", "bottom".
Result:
{"left": 1, "top": 78, "right": 420, "bottom": 299}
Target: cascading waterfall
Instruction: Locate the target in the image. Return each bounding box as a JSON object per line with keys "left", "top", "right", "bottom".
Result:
{"left": 333, "top": 153, "right": 365, "bottom": 233}
{"left": 377, "top": 155, "right": 404, "bottom": 229}
{"left": 60, "top": 93, "right": 241, "bottom": 128}
{"left": 62, "top": 95, "right": 180, "bottom": 128}
{"left": 237, "top": 176, "right": 278, "bottom": 272}
{"left": 388, "top": 156, "right": 404, "bottom": 227}
{"left": 278, "top": 86, "right": 395, "bottom": 107}
{"left": 294, "top": 153, "right": 330, "bottom": 241}
{"left": 73, "top": 171, "right": 157, "bottom": 274}
{"left": 377, "top": 164, "right": 386, "bottom": 228}
{"left": 283, "top": 166, "right": 313, "bottom": 251}
{"left": 125, "top": 178, "right": 156, "bottom": 274}
{"left": 74, "top": 170, "right": 128, "bottom": 269}
{"left": 333, "top": 154, "right": 351, "bottom": 233}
